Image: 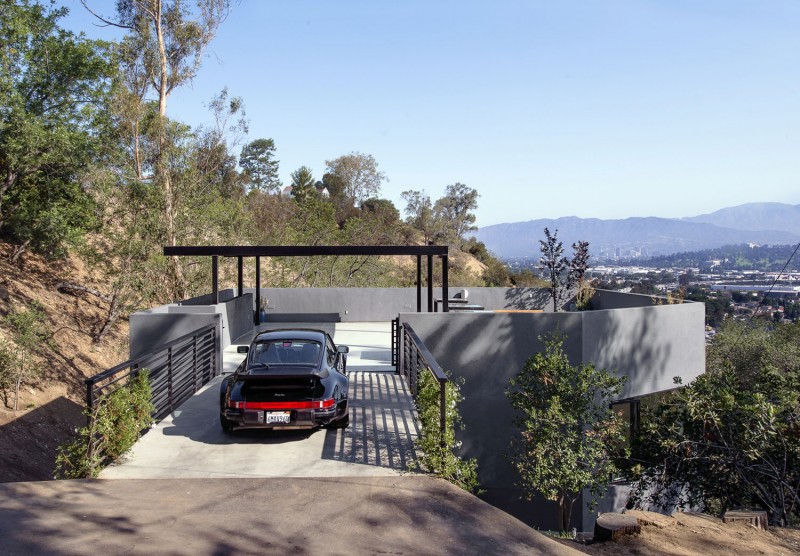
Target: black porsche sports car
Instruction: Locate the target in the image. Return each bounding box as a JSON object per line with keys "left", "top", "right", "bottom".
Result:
{"left": 219, "top": 329, "right": 350, "bottom": 432}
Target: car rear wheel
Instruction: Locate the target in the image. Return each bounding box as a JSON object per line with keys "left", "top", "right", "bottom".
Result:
{"left": 331, "top": 413, "right": 349, "bottom": 429}
{"left": 220, "top": 415, "right": 237, "bottom": 433}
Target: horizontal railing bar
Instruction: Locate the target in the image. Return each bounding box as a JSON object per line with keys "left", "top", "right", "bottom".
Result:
{"left": 86, "top": 324, "right": 217, "bottom": 386}
{"left": 401, "top": 323, "right": 448, "bottom": 382}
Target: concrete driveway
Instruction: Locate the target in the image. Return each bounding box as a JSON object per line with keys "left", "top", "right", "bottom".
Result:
{"left": 101, "top": 322, "right": 418, "bottom": 479}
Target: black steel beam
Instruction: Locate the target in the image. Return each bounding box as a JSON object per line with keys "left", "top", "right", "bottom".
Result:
{"left": 164, "top": 245, "right": 448, "bottom": 257}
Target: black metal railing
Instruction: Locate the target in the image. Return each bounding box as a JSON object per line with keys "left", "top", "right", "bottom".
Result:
{"left": 399, "top": 322, "right": 448, "bottom": 437}
{"left": 85, "top": 323, "right": 220, "bottom": 421}
{"left": 391, "top": 317, "right": 399, "bottom": 368}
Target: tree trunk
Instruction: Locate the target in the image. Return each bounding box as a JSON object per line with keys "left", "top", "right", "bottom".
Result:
{"left": 13, "top": 373, "right": 21, "bottom": 411}
{"left": 56, "top": 281, "right": 112, "bottom": 302}
{"left": 557, "top": 494, "right": 571, "bottom": 532}
{"left": 0, "top": 170, "right": 16, "bottom": 230}
{"left": 152, "top": 0, "right": 185, "bottom": 300}
{"left": 594, "top": 513, "right": 641, "bottom": 541}
{"left": 10, "top": 239, "right": 31, "bottom": 264}
{"left": 94, "top": 293, "right": 120, "bottom": 344}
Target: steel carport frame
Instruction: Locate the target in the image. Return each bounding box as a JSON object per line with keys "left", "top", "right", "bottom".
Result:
{"left": 163, "top": 245, "right": 451, "bottom": 319}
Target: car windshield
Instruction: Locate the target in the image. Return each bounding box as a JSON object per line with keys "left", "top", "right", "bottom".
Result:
{"left": 249, "top": 339, "right": 322, "bottom": 366}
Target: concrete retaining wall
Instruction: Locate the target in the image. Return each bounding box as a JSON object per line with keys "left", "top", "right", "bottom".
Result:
{"left": 130, "top": 312, "right": 221, "bottom": 359}
{"left": 400, "top": 299, "right": 705, "bottom": 531}
{"left": 247, "top": 286, "right": 551, "bottom": 322}
{"left": 129, "top": 292, "right": 253, "bottom": 357}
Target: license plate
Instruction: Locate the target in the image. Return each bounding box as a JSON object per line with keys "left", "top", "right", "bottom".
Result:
{"left": 265, "top": 411, "right": 291, "bottom": 424}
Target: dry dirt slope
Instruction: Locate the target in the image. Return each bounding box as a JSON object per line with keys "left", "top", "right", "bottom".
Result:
{"left": 558, "top": 510, "right": 800, "bottom": 556}
{"left": 0, "top": 242, "right": 129, "bottom": 482}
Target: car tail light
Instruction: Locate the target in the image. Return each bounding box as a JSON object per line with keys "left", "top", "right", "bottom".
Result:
{"left": 234, "top": 399, "right": 335, "bottom": 410}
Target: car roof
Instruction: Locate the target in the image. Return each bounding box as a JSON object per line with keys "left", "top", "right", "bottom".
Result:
{"left": 252, "top": 328, "right": 328, "bottom": 344}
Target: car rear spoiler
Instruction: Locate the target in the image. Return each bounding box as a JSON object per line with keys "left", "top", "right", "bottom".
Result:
{"left": 235, "top": 370, "right": 324, "bottom": 380}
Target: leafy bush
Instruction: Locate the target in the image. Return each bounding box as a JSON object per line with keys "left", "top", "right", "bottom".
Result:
{"left": 628, "top": 321, "right": 800, "bottom": 526}
{"left": 507, "top": 332, "right": 627, "bottom": 532}
{"left": 413, "top": 370, "right": 480, "bottom": 493}
{"left": 55, "top": 370, "right": 154, "bottom": 479}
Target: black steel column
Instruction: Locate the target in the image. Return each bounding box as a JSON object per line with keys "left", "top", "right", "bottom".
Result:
{"left": 211, "top": 256, "right": 219, "bottom": 304}
{"left": 427, "top": 254, "right": 433, "bottom": 312}
{"left": 237, "top": 256, "right": 243, "bottom": 297}
{"left": 442, "top": 254, "right": 449, "bottom": 312}
{"left": 416, "top": 255, "right": 422, "bottom": 312}
{"left": 255, "top": 256, "right": 261, "bottom": 325}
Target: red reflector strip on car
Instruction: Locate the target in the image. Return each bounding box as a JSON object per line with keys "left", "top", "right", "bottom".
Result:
{"left": 234, "top": 399, "right": 335, "bottom": 410}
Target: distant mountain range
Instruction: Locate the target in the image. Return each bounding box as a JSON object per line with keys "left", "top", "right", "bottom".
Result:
{"left": 474, "top": 203, "right": 800, "bottom": 259}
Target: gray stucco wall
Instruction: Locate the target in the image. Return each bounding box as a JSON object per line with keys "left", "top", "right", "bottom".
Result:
{"left": 129, "top": 293, "right": 254, "bottom": 357}
{"left": 130, "top": 312, "right": 220, "bottom": 359}
{"left": 247, "top": 287, "right": 551, "bottom": 322}
{"left": 592, "top": 289, "right": 668, "bottom": 310}
{"left": 400, "top": 301, "right": 705, "bottom": 531}
{"left": 582, "top": 302, "right": 706, "bottom": 399}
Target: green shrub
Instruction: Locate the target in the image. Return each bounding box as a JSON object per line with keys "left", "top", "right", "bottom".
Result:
{"left": 413, "top": 370, "right": 479, "bottom": 493}
{"left": 628, "top": 321, "right": 800, "bottom": 526}
{"left": 0, "top": 304, "right": 50, "bottom": 410}
{"left": 55, "top": 370, "right": 154, "bottom": 479}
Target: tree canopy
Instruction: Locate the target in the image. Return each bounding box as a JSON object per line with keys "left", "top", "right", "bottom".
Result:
{"left": 0, "top": 0, "right": 114, "bottom": 259}
{"left": 239, "top": 138, "right": 280, "bottom": 193}
{"left": 628, "top": 320, "right": 800, "bottom": 526}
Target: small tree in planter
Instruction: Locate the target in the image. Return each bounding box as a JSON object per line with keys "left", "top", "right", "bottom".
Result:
{"left": 507, "top": 332, "right": 627, "bottom": 531}
{"left": 539, "top": 229, "right": 591, "bottom": 312}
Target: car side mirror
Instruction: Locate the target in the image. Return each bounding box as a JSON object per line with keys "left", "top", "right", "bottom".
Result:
{"left": 237, "top": 345, "right": 249, "bottom": 354}
{"left": 337, "top": 345, "right": 349, "bottom": 354}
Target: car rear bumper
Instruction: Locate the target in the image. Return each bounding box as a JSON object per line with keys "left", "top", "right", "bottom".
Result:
{"left": 222, "top": 404, "right": 345, "bottom": 429}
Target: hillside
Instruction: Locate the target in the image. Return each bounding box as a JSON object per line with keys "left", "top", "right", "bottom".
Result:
{"left": 475, "top": 203, "right": 800, "bottom": 258}
{"left": 0, "top": 243, "right": 129, "bottom": 482}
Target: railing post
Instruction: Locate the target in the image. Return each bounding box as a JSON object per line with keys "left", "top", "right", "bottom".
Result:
{"left": 237, "top": 256, "right": 243, "bottom": 298}
{"left": 442, "top": 254, "right": 449, "bottom": 313}
{"left": 214, "top": 325, "right": 220, "bottom": 377}
{"left": 401, "top": 327, "right": 406, "bottom": 381}
{"left": 193, "top": 333, "right": 198, "bottom": 392}
{"left": 427, "top": 254, "right": 433, "bottom": 312}
{"left": 416, "top": 256, "right": 422, "bottom": 312}
{"left": 168, "top": 345, "right": 174, "bottom": 413}
{"left": 439, "top": 377, "right": 447, "bottom": 448}
{"left": 211, "top": 255, "right": 219, "bottom": 305}
{"left": 85, "top": 379, "right": 94, "bottom": 427}
{"left": 255, "top": 256, "right": 261, "bottom": 325}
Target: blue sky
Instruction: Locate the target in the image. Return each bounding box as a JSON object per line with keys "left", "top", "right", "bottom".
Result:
{"left": 59, "top": 0, "right": 800, "bottom": 227}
